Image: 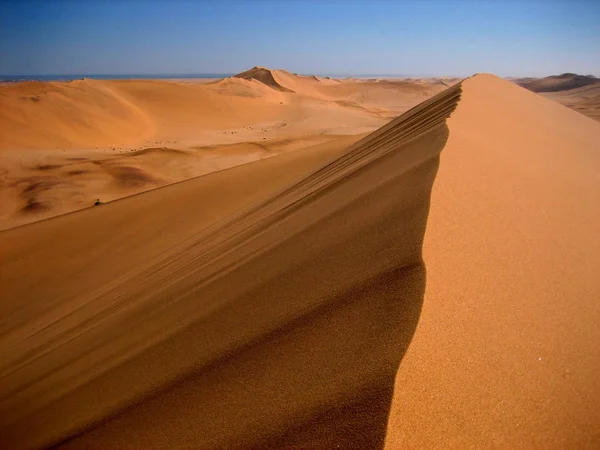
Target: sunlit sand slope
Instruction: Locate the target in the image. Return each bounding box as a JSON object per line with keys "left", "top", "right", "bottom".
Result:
{"left": 386, "top": 74, "right": 600, "bottom": 449}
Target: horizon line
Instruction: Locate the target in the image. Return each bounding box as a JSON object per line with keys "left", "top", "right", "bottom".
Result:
{"left": 1, "top": 71, "right": 598, "bottom": 80}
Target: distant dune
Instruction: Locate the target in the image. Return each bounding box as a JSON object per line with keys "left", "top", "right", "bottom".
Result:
{"left": 516, "top": 72, "right": 598, "bottom": 92}
{"left": 513, "top": 73, "right": 600, "bottom": 122}
{"left": 0, "top": 69, "right": 444, "bottom": 153}
{"left": 233, "top": 66, "right": 296, "bottom": 92}
{"left": 0, "top": 78, "right": 280, "bottom": 150}
{"left": 0, "top": 68, "right": 447, "bottom": 229}
{"left": 1, "top": 74, "right": 599, "bottom": 448}
{"left": 539, "top": 82, "right": 600, "bottom": 122}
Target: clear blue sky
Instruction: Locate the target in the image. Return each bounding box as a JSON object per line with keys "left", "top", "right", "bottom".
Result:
{"left": 1, "top": 0, "right": 598, "bottom": 77}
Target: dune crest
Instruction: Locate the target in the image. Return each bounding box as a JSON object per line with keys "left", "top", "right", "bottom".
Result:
{"left": 386, "top": 73, "right": 600, "bottom": 448}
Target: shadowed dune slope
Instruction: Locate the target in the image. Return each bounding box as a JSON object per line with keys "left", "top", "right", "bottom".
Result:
{"left": 233, "top": 66, "right": 296, "bottom": 93}
{"left": 0, "top": 84, "right": 461, "bottom": 448}
{"left": 386, "top": 74, "right": 600, "bottom": 448}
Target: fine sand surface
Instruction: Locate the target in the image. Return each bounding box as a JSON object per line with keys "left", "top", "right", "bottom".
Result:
{"left": 385, "top": 74, "right": 600, "bottom": 448}
{"left": 0, "top": 68, "right": 446, "bottom": 229}
{"left": 1, "top": 74, "right": 599, "bottom": 448}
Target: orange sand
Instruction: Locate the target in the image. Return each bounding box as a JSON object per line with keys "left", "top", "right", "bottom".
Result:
{"left": 1, "top": 73, "right": 599, "bottom": 449}
{"left": 0, "top": 70, "right": 444, "bottom": 229}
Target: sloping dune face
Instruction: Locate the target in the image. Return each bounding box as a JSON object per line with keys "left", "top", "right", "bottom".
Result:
{"left": 0, "top": 83, "right": 461, "bottom": 448}
{"left": 0, "top": 78, "right": 283, "bottom": 150}
{"left": 0, "top": 80, "right": 154, "bottom": 149}
{"left": 234, "top": 66, "right": 296, "bottom": 93}
{"left": 386, "top": 74, "right": 600, "bottom": 448}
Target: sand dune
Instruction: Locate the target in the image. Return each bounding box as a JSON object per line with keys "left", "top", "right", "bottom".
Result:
{"left": 386, "top": 74, "right": 600, "bottom": 448}
{"left": 233, "top": 66, "right": 296, "bottom": 93}
{"left": 1, "top": 73, "right": 599, "bottom": 448}
{"left": 0, "top": 134, "right": 355, "bottom": 230}
{"left": 540, "top": 83, "right": 600, "bottom": 122}
{"left": 0, "top": 79, "right": 154, "bottom": 150}
{"left": 0, "top": 78, "right": 281, "bottom": 150}
{"left": 0, "top": 69, "right": 445, "bottom": 156}
{"left": 513, "top": 73, "right": 600, "bottom": 122}
{"left": 0, "top": 69, "right": 447, "bottom": 229}
{"left": 0, "top": 81, "right": 461, "bottom": 449}
{"left": 517, "top": 72, "right": 598, "bottom": 93}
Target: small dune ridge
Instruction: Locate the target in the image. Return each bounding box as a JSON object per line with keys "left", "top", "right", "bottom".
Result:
{"left": 233, "top": 66, "right": 296, "bottom": 92}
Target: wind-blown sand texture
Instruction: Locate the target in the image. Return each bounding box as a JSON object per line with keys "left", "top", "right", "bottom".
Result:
{"left": 1, "top": 74, "right": 599, "bottom": 448}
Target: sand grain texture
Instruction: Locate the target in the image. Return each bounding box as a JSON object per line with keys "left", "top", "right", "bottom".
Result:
{"left": 386, "top": 74, "right": 600, "bottom": 449}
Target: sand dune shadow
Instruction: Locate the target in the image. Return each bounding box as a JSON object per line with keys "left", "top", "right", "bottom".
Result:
{"left": 57, "top": 137, "right": 446, "bottom": 450}
{"left": 18, "top": 85, "right": 459, "bottom": 450}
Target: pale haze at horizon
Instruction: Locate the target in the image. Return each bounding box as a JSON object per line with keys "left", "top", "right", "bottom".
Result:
{"left": 0, "top": 0, "right": 598, "bottom": 77}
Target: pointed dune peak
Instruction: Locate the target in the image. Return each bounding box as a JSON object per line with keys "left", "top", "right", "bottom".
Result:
{"left": 233, "top": 66, "right": 295, "bottom": 92}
